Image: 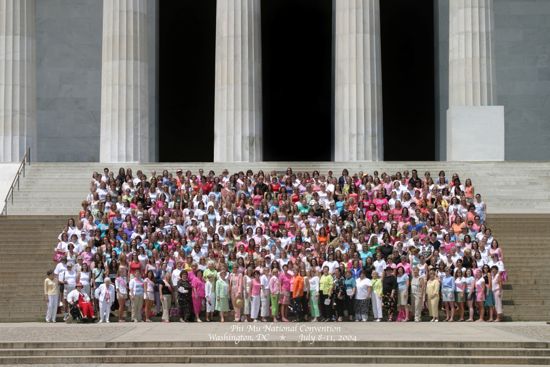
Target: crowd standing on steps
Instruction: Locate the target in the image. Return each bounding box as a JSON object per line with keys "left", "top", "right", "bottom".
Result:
{"left": 45, "top": 167, "right": 506, "bottom": 323}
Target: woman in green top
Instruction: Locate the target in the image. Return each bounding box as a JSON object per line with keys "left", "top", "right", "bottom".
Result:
{"left": 371, "top": 270, "right": 383, "bottom": 321}
{"left": 215, "top": 266, "right": 230, "bottom": 322}
{"left": 319, "top": 266, "right": 333, "bottom": 321}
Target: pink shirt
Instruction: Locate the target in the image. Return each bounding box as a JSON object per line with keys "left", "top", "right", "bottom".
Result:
{"left": 251, "top": 278, "right": 261, "bottom": 296}
{"left": 279, "top": 272, "right": 291, "bottom": 293}
{"left": 269, "top": 276, "right": 280, "bottom": 294}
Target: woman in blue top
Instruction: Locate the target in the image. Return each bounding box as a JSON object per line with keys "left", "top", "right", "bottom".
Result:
{"left": 396, "top": 266, "right": 410, "bottom": 322}
{"left": 343, "top": 270, "right": 356, "bottom": 321}
{"left": 441, "top": 267, "right": 456, "bottom": 322}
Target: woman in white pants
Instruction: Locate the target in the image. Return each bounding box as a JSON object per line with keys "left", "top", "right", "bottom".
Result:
{"left": 491, "top": 266, "right": 503, "bottom": 322}
{"left": 371, "top": 270, "right": 383, "bottom": 321}
{"left": 96, "top": 278, "right": 115, "bottom": 323}
{"left": 44, "top": 270, "right": 59, "bottom": 322}
{"left": 250, "top": 271, "right": 262, "bottom": 321}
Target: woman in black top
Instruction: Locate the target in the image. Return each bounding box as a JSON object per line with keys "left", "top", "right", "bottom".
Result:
{"left": 382, "top": 267, "right": 398, "bottom": 321}
{"left": 177, "top": 271, "right": 192, "bottom": 322}
{"left": 363, "top": 257, "right": 374, "bottom": 279}
{"left": 332, "top": 268, "right": 346, "bottom": 322}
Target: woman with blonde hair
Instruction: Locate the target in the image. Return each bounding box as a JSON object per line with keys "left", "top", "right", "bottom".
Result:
{"left": 426, "top": 269, "right": 440, "bottom": 322}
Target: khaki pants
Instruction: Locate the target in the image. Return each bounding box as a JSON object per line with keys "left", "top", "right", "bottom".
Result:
{"left": 412, "top": 291, "right": 424, "bottom": 321}
{"left": 131, "top": 295, "right": 144, "bottom": 321}
{"left": 428, "top": 295, "right": 439, "bottom": 318}
{"left": 161, "top": 294, "right": 172, "bottom": 321}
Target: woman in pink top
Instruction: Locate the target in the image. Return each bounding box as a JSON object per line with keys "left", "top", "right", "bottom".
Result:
{"left": 192, "top": 270, "right": 205, "bottom": 322}
{"left": 229, "top": 266, "right": 243, "bottom": 322}
{"left": 278, "top": 265, "right": 291, "bottom": 322}
{"left": 250, "top": 271, "right": 262, "bottom": 321}
{"left": 474, "top": 269, "right": 486, "bottom": 322}
{"left": 269, "top": 269, "right": 281, "bottom": 321}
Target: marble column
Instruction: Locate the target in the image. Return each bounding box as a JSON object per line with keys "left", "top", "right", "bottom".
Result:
{"left": 334, "top": 0, "right": 383, "bottom": 162}
{"left": 449, "top": 0, "right": 495, "bottom": 106}
{"left": 0, "top": 0, "right": 36, "bottom": 162}
{"left": 214, "top": 0, "right": 262, "bottom": 162}
{"left": 100, "top": 0, "right": 149, "bottom": 163}
{"left": 447, "top": 0, "right": 504, "bottom": 160}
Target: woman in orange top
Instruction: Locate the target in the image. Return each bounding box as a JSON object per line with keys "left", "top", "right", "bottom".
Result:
{"left": 291, "top": 269, "right": 305, "bottom": 321}
{"left": 317, "top": 227, "right": 328, "bottom": 246}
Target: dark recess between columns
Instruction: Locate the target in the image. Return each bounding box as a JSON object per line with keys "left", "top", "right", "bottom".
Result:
{"left": 380, "top": 0, "right": 436, "bottom": 161}
{"left": 261, "top": 0, "right": 333, "bottom": 161}
{"left": 159, "top": 0, "right": 216, "bottom": 162}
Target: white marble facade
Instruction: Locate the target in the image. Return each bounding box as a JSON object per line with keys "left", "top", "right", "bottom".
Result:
{"left": 0, "top": 0, "right": 515, "bottom": 163}
{"left": 0, "top": 0, "right": 36, "bottom": 162}
{"left": 100, "top": 0, "right": 149, "bottom": 163}
{"left": 214, "top": 0, "right": 262, "bottom": 162}
{"left": 447, "top": 0, "right": 504, "bottom": 161}
{"left": 334, "top": 0, "right": 383, "bottom": 161}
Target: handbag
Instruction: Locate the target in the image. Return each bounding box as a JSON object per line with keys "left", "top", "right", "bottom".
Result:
{"left": 170, "top": 307, "right": 180, "bottom": 318}
{"left": 53, "top": 250, "right": 65, "bottom": 263}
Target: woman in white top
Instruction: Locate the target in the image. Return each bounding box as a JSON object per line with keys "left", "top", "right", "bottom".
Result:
{"left": 307, "top": 269, "right": 320, "bottom": 321}
{"left": 354, "top": 272, "right": 372, "bottom": 322}
{"left": 79, "top": 262, "right": 91, "bottom": 297}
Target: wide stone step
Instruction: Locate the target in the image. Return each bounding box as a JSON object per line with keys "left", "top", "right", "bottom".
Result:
{"left": 1, "top": 346, "right": 550, "bottom": 357}
{"left": 0, "top": 354, "right": 549, "bottom": 365}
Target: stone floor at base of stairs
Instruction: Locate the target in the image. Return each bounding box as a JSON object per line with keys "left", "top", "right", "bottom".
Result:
{"left": 0, "top": 322, "right": 549, "bottom": 343}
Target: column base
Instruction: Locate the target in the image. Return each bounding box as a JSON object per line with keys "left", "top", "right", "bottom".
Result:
{"left": 446, "top": 106, "right": 505, "bottom": 161}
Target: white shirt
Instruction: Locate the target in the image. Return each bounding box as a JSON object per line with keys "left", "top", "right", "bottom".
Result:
{"left": 67, "top": 289, "right": 89, "bottom": 304}
{"left": 95, "top": 283, "right": 115, "bottom": 304}
{"left": 171, "top": 269, "right": 181, "bottom": 287}
{"left": 59, "top": 269, "right": 77, "bottom": 287}
{"left": 355, "top": 277, "right": 372, "bottom": 300}
{"left": 373, "top": 259, "right": 387, "bottom": 276}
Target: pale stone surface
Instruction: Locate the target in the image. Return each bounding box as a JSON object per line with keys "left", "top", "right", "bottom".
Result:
{"left": 214, "top": 0, "right": 262, "bottom": 162}
{"left": 449, "top": 0, "right": 496, "bottom": 107}
{"left": 494, "top": 0, "right": 550, "bottom": 160}
{"left": 0, "top": 322, "right": 547, "bottom": 342}
{"left": 334, "top": 0, "right": 383, "bottom": 161}
{"left": 0, "top": 0, "right": 36, "bottom": 162}
{"left": 100, "top": 0, "right": 149, "bottom": 163}
{"left": 447, "top": 106, "right": 504, "bottom": 161}
{"left": 35, "top": 0, "right": 102, "bottom": 162}
{"left": 0, "top": 163, "right": 18, "bottom": 212}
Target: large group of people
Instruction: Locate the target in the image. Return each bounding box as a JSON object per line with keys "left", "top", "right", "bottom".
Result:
{"left": 45, "top": 167, "right": 506, "bottom": 324}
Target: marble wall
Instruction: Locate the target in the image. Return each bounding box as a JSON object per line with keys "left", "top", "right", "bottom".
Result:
{"left": 36, "top": 0, "right": 102, "bottom": 161}
{"left": 35, "top": 0, "right": 157, "bottom": 162}
{"left": 494, "top": 0, "right": 550, "bottom": 160}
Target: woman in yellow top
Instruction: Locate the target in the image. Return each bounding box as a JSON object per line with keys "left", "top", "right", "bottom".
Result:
{"left": 319, "top": 266, "right": 333, "bottom": 321}
{"left": 426, "top": 269, "right": 441, "bottom": 322}
{"left": 370, "top": 270, "right": 383, "bottom": 321}
{"left": 44, "top": 270, "right": 59, "bottom": 323}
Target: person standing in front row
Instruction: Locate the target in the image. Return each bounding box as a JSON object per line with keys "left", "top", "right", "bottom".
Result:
{"left": 128, "top": 270, "right": 145, "bottom": 322}
{"left": 426, "top": 269, "right": 440, "bottom": 322}
{"left": 96, "top": 278, "right": 115, "bottom": 323}
{"left": 269, "top": 268, "right": 281, "bottom": 322}
{"left": 177, "top": 270, "right": 193, "bottom": 322}
{"left": 371, "top": 270, "right": 383, "bottom": 322}
{"left": 260, "top": 267, "right": 271, "bottom": 322}
{"left": 205, "top": 274, "right": 216, "bottom": 322}
{"left": 410, "top": 267, "right": 426, "bottom": 322}
{"left": 319, "top": 266, "right": 333, "bottom": 321}
{"left": 216, "top": 267, "right": 230, "bottom": 322}
{"left": 44, "top": 270, "right": 59, "bottom": 323}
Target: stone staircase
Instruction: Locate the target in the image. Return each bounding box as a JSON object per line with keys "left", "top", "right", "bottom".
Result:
{"left": 5, "top": 162, "right": 550, "bottom": 215}
{"left": 0, "top": 340, "right": 549, "bottom": 364}
{"left": 0, "top": 216, "right": 67, "bottom": 322}
{"left": 487, "top": 214, "right": 550, "bottom": 322}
